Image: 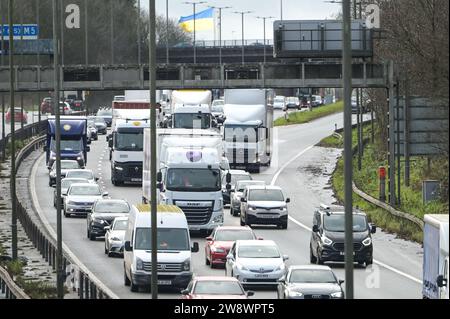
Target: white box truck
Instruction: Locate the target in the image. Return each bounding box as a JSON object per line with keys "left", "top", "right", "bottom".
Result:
{"left": 423, "top": 214, "right": 449, "bottom": 299}
{"left": 123, "top": 204, "right": 199, "bottom": 292}
{"left": 223, "top": 89, "right": 275, "bottom": 173}
{"left": 143, "top": 129, "right": 228, "bottom": 234}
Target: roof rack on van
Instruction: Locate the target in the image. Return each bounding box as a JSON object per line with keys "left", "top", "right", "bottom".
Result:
{"left": 135, "top": 204, "right": 183, "bottom": 214}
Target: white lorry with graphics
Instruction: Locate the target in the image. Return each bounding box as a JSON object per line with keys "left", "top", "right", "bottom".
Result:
{"left": 143, "top": 129, "right": 229, "bottom": 234}
{"left": 123, "top": 204, "right": 199, "bottom": 292}
{"left": 423, "top": 214, "right": 449, "bottom": 299}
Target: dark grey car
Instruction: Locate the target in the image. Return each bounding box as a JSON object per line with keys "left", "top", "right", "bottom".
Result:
{"left": 277, "top": 265, "right": 344, "bottom": 299}
{"left": 86, "top": 199, "right": 131, "bottom": 241}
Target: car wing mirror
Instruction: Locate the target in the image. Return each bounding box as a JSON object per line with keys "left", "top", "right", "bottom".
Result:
{"left": 206, "top": 237, "right": 213, "bottom": 242}
{"left": 286, "top": 198, "right": 291, "bottom": 203}
{"left": 246, "top": 291, "right": 255, "bottom": 297}
{"left": 437, "top": 275, "right": 447, "bottom": 288}
{"left": 370, "top": 224, "right": 377, "bottom": 234}
{"left": 104, "top": 226, "right": 111, "bottom": 231}
{"left": 181, "top": 289, "right": 190, "bottom": 295}
{"left": 124, "top": 241, "right": 133, "bottom": 252}
{"left": 86, "top": 146, "right": 91, "bottom": 152}
{"left": 240, "top": 198, "right": 247, "bottom": 203}
{"left": 226, "top": 254, "right": 234, "bottom": 261}
{"left": 282, "top": 255, "right": 289, "bottom": 261}
{"left": 312, "top": 225, "right": 320, "bottom": 233}
{"left": 102, "top": 192, "right": 109, "bottom": 197}
{"left": 339, "top": 280, "right": 345, "bottom": 285}
{"left": 191, "top": 242, "right": 199, "bottom": 253}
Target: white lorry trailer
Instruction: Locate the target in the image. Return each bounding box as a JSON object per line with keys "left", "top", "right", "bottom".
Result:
{"left": 223, "top": 89, "right": 275, "bottom": 173}
{"left": 143, "top": 129, "right": 228, "bottom": 234}
{"left": 423, "top": 214, "right": 449, "bottom": 299}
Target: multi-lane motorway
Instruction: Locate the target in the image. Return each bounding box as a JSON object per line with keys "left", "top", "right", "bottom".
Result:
{"left": 0, "top": 112, "right": 45, "bottom": 137}
{"left": 30, "top": 111, "right": 423, "bottom": 299}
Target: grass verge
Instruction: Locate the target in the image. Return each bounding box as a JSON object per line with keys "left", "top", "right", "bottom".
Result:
{"left": 274, "top": 101, "right": 344, "bottom": 126}
{"left": 319, "top": 125, "right": 448, "bottom": 243}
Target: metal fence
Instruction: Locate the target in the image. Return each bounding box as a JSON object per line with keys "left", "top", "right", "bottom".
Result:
{"left": 13, "top": 136, "right": 116, "bottom": 299}
{"left": 0, "top": 120, "right": 48, "bottom": 162}
{"left": 0, "top": 265, "right": 30, "bottom": 299}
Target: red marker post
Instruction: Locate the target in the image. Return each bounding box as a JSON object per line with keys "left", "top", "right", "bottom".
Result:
{"left": 379, "top": 166, "right": 386, "bottom": 202}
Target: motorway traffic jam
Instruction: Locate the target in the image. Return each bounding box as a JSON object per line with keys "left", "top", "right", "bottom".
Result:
{"left": 36, "top": 88, "right": 431, "bottom": 300}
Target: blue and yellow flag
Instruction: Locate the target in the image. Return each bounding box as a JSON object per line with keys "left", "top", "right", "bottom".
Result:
{"left": 179, "top": 8, "right": 214, "bottom": 33}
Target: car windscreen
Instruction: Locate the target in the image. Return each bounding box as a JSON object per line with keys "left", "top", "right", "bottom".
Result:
{"left": 94, "top": 117, "right": 106, "bottom": 124}
{"left": 66, "top": 171, "right": 94, "bottom": 180}
{"left": 134, "top": 228, "right": 189, "bottom": 251}
{"left": 289, "top": 269, "right": 337, "bottom": 284}
{"left": 61, "top": 179, "right": 87, "bottom": 189}
{"left": 69, "top": 185, "right": 101, "bottom": 196}
{"left": 94, "top": 201, "right": 129, "bottom": 214}
{"left": 97, "top": 110, "right": 112, "bottom": 116}
{"left": 238, "top": 245, "right": 280, "bottom": 258}
{"left": 236, "top": 181, "right": 265, "bottom": 192}
{"left": 173, "top": 113, "right": 211, "bottom": 129}
{"left": 323, "top": 214, "right": 368, "bottom": 233}
{"left": 61, "top": 161, "right": 80, "bottom": 170}
{"left": 51, "top": 138, "right": 83, "bottom": 152}
{"left": 222, "top": 174, "right": 252, "bottom": 186}
{"left": 114, "top": 130, "right": 144, "bottom": 151}
{"left": 215, "top": 230, "right": 255, "bottom": 241}
{"left": 211, "top": 105, "right": 224, "bottom": 113}
{"left": 248, "top": 189, "right": 284, "bottom": 202}
{"left": 167, "top": 168, "right": 221, "bottom": 192}
{"left": 113, "top": 220, "right": 128, "bottom": 231}
{"left": 193, "top": 281, "right": 244, "bottom": 295}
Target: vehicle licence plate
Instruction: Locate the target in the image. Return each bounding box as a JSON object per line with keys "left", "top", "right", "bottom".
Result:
{"left": 259, "top": 215, "right": 277, "bottom": 219}
{"left": 255, "top": 274, "right": 269, "bottom": 278}
{"left": 340, "top": 252, "right": 356, "bottom": 256}
{"left": 158, "top": 280, "right": 172, "bottom": 286}
{"left": 131, "top": 178, "right": 142, "bottom": 182}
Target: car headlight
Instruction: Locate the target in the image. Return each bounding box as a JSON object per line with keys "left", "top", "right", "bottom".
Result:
{"left": 136, "top": 258, "right": 144, "bottom": 271}
{"left": 287, "top": 290, "right": 303, "bottom": 297}
{"left": 248, "top": 206, "right": 257, "bottom": 211}
{"left": 331, "top": 291, "right": 343, "bottom": 299}
{"left": 67, "top": 201, "right": 77, "bottom": 205}
{"left": 50, "top": 172, "right": 56, "bottom": 177}
{"left": 237, "top": 263, "right": 249, "bottom": 271}
{"left": 212, "top": 214, "right": 223, "bottom": 224}
{"left": 115, "top": 166, "right": 124, "bottom": 171}
{"left": 280, "top": 207, "right": 287, "bottom": 211}
{"left": 92, "top": 218, "right": 105, "bottom": 225}
{"left": 275, "top": 263, "right": 286, "bottom": 272}
{"left": 183, "top": 259, "right": 191, "bottom": 271}
{"left": 362, "top": 237, "right": 372, "bottom": 247}
{"left": 322, "top": 236, "right": 333, "bottom": 246}
{"left": 77, "top": 157, "right": 82, "bottom": 161}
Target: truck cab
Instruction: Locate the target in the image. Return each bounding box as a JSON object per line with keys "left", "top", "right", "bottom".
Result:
{"left": 110, "top": 119, "right": 150, "bottom": 186}
{"left": 123, "top": 204, "right": 200, "bottom": 292}
{"left": 45, "top": 116, "right": 89, "bottom": 169}
{"left": 169, "top": 104, "right": 216, "bottom": 130}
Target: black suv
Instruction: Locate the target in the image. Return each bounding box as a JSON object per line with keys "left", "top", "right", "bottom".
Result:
{"left": 310, "top": 205, "right": 376, "bottom": 268}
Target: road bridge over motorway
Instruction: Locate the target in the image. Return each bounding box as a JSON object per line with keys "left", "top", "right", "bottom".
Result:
{"left": 0, "top": 62, "right": 387, "bottom": 92}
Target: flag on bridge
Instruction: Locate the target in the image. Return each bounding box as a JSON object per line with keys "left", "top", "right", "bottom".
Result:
{"left": 178, "top": 8, "right": 214, "bottom": 33}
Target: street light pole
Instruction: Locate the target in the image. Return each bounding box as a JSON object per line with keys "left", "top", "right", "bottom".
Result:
{"left": 166, "top": 0, "right": 169, "bottom": 64}
{"left": 234, "top": 11, "right": 252, "bottom": 65}
{"left": 280, "top": 0, "right": 283, "bottom": 20}
{"left": 256, "top": 16, "right": 275, "bottom": 64}
{"left": 148, "top": 0, "right": 158, "bottom": 300}
{"left": 342, "top": 0, "right": 354, "bottom": 299}
{"left": 8, "top": 0, "right": 18, "bottom": 262}
{"left": 184, "top": 1, "right": 206, "bottom": 64}
{"left": 209, "top": 6, "right": 231, "bottom": 65}
{"left": 52, "top": 0, "right": 64, "bottom": 299}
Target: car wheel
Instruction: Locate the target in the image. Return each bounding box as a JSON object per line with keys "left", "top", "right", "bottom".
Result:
{"left": 233, "top": 209, "right": 240, "bottom": 217}
{"left": 230, "top": 207, "right": 234, "bottom": 216}
{"left": 49, "top": 179, "right": 53, "bottom": 187}
{"left": 366, "top": 258, "right": 373, "bottom": 266}
{"left": 205, "top": 255, "right": 210, "bottom": 266}
{"left": 310, "top": 246, "right": 317, "bottom": 264}
{"left": 124, "top": 269, "right": 131, "bottom": 286}
{"left": 104, "top": 243, "right": 108, "bottom": 255}
{"left": 280, "top": 220, "right": 288, "bottom": 229}
{"left": 108, "top": 252, "right": 114, "bottom": 258}
{"left": 64, "top": 210, "right": 69, "bottom": 218}
{"left": 130, "top": 281, "right": 139, "bottom": 293}
{"left": 240, "top": 216, "right": 245, "bottom": 226}
{"left": 316, "top": 250, "right": 324, "bottom": 265}
{"left": 245, "top": 215, "right": 251, "bottom": 228}
{"left": 89, "top": 230, "right": 96, "bottom": 241}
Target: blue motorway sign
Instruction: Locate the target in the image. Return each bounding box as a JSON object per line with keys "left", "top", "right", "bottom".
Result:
{"left": 0, "top": 24, "right": 39, "bottom": 40}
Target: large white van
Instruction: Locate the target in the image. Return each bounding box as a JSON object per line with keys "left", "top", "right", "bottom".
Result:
{"left": 123, "top": 204, "right": 199, "bottom": 292}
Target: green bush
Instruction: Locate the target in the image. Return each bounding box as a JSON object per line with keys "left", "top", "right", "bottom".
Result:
{"left": 274, "top": 101, "right": 344, "bottom": 126}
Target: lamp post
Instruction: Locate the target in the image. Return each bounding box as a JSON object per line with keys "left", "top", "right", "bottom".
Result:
{"left": 209, "top": 6, "right": 232, "bottom": 65}
{"left": 280, "top": 0, "right": 283, "bottom": 20}
{"left": 166, "top": 0, "right": 169, "bottom": 64}
{"left": 234, "top": 10, "right": 252, "bottom": 65}
{"left": 183, "top": 1, "right": 206, "bottom": 64}
{"left": 256, "top": 16, "right": 275, "bottom": 64}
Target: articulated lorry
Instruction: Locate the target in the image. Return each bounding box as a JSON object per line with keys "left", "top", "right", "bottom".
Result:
{"left": 45, "top": 116, "right": 89, "bottom": 169}
{"left": 223, "top": 89, "right": 275, "bottom": 172}
{"left": 423, "top": 214, "right": 449, "bottom": 299}
{"left": 143, "top": 129, "right": 229, "bottom": 233}
{"left": 167, "top": 90, "right": 215, "bottom": 129}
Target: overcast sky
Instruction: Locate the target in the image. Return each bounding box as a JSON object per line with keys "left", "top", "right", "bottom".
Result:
{"left": 143, "top": 0, "right": 341, "bottom": 41}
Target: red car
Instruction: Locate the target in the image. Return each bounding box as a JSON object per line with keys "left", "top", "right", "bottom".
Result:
{"left": 181, "top": 276, "right": 253, "bottom": 299}
{"left": 5, "top": 107, "right": 27, "bottom": 124}
{"left": 205, "top": 226, "right": 260, "bottom": 268}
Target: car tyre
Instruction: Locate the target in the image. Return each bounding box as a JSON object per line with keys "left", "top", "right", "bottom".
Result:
{"left": 316, "top": 249, "right": 324, "bottom": 265}
{"left": 310, "top": 246, "right": 317, "bottom": 264}
{"left": 124, "top": 269, "right": 131, "bottom": 286}
{"left": 205, "top": 256, "right": 210, "bottom": 266}
{"left": 104, "top": 244, "right": 108, "bottom": 255}
{"left": 366, "top": 257, "right": 373, "bottom": 266}
{"left": 130, "top": 282, "right": 139, "bottom": 293}
{"left": 240, "top": 215, "right": 245, "bottom": 226}
{"left": 280, "top": 220, "right": 288, "bottom": 229}
{"left": 89, "top": 229, "right": 96, "bottom": 241}
{"left": 49, "top": 179, "right": 53, "bottom": 187}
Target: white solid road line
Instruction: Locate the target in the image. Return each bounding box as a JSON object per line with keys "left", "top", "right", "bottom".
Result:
{"left": 270, "top": 144, "right": 423, "bottom": 285}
